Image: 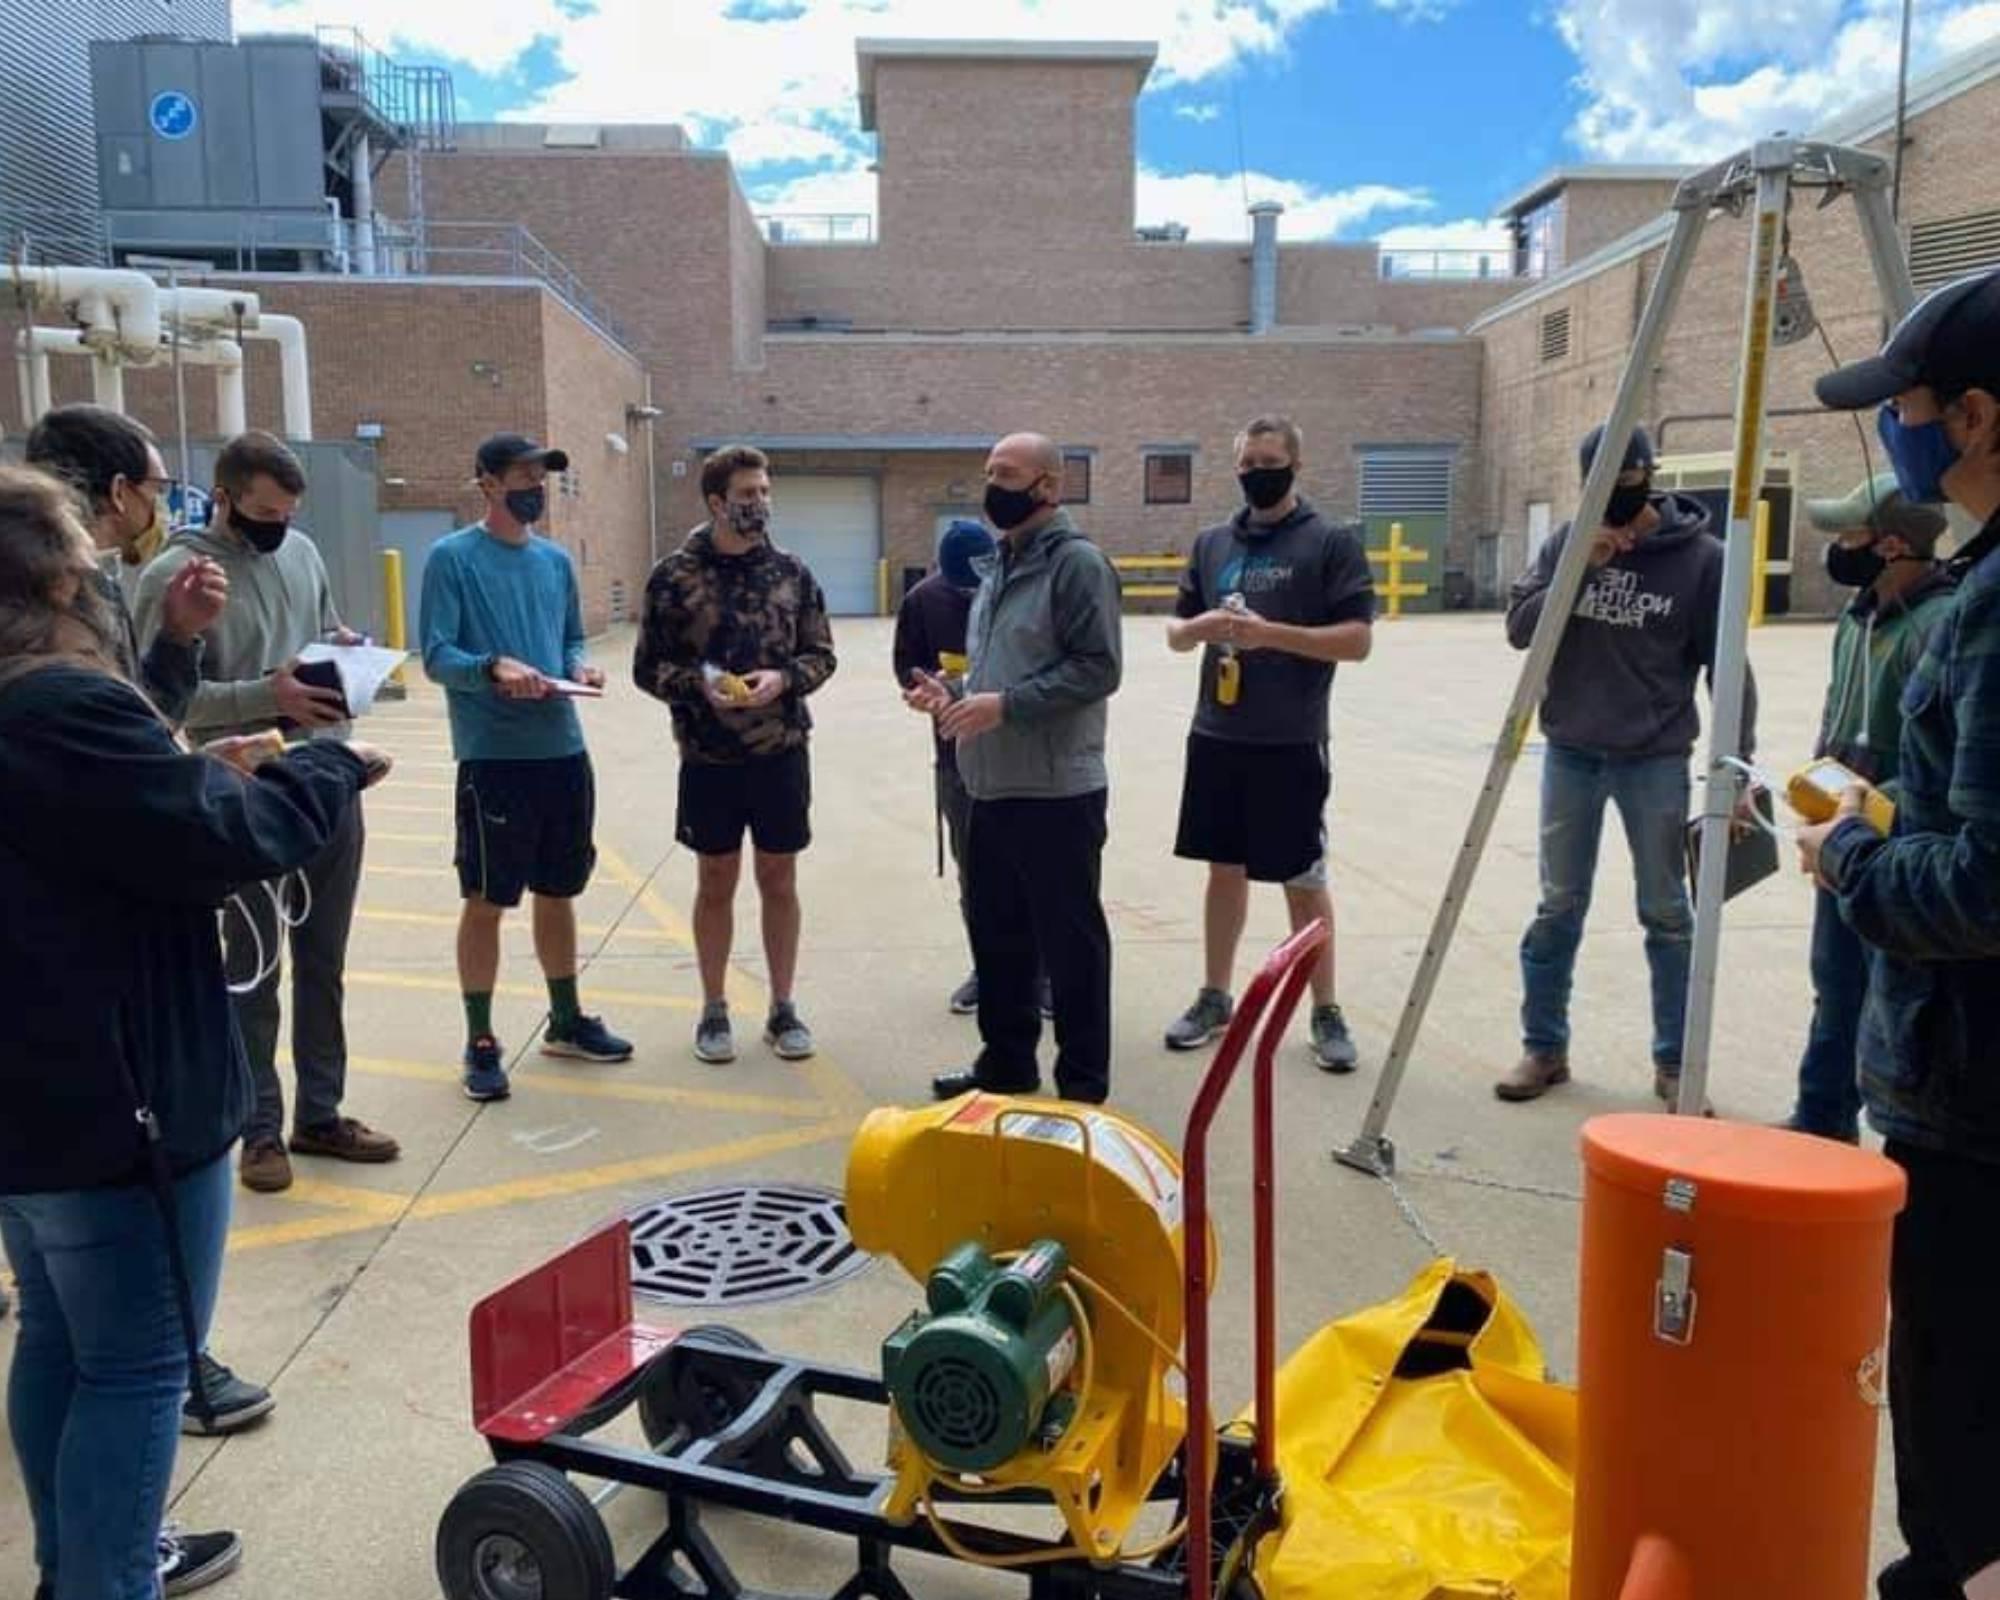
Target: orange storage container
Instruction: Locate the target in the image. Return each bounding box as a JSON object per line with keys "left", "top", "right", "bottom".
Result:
{"left": 1572, "top": 1115, "right": 1905, "bottom": 1600}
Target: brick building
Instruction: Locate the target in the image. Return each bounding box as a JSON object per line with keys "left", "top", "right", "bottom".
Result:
{"left": 8, "top": 32, "right": 2000, "bottom": 628}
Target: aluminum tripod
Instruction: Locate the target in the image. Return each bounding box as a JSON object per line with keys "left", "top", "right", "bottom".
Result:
{"left": 1339, "top": 138, "right": 1918, "bottom": 1176}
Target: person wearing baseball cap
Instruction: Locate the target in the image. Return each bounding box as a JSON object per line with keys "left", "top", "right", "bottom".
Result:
{"left": 1798, "top": 265, "right": 2000, "bottom": 1600}
{"left": 420, "top": 432, "right": 629, "bottom": 1104}
{"left": 1782, "top": 473, "right": 1951, "bottom": 1148}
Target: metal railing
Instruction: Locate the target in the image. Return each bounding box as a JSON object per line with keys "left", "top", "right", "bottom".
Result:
{"left": 314, "top": 26, "right": 457, "bottom": 151}
{"left": 757, "top": 212, "right": 874, "bottom": 243}
{"left": 1378, "top": 247, "right": 1533, "bottom": 281}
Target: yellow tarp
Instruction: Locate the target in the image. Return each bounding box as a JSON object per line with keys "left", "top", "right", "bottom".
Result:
{"left": 1247, "top": 1259, "right": 1577, "bottom": 1600}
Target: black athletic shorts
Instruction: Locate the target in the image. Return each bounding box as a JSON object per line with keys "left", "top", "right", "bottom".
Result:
{"left": 1174, "top": 733, "right": 1330, "bottom": 885}
{"left": 676, "top": 746, "right": 812, "bottom": 857}
{"left": 455, "top": 752, "right": 597, "bottom": 907}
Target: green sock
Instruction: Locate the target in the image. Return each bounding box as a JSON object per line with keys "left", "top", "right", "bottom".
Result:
{"left": 548, "top": 975, "right": 582, "bottom": 1032}
{"left": 464, "top": 991, "right": 494, "bottom": 1044}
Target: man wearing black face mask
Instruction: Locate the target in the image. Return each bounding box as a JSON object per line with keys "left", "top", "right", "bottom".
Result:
{"left": 1497, "top": 423, "right": 1758, "bottom": 1107}
{"left": 137, "top": 431, "right": 399, "bottom": 1194}
{"left": 1163, "top": 416, "right": 1375, "bottom": 1071}
{"left": 1781, "top": 474, "right": 1949, "bottom": 1144}
{"left": 906, "top": 431, "right": 1123, "bottom": 1104}
{"left": 1797, "top": 264, "right": 2000, "bottom": 1600}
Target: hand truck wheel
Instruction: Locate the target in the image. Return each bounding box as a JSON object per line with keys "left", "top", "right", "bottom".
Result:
{"left": 436, "top": 1460, "right": 615, "bottom": 1600}
{"left": 638, "top": 1324, "right": 766, "bottom": 1449}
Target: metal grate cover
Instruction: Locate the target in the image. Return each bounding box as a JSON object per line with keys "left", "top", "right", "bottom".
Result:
{"left": 625, "top": 1183, "right": 872, "bottom": 1308}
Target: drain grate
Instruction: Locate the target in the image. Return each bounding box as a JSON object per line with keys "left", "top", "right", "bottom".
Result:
{"left": 625, "top": 1183, "right": 873, "bottom": 1308}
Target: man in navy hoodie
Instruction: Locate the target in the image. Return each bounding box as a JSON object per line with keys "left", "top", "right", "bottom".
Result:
{"left": 1498, "top": 424, "right": 1757, "bottom": 1106}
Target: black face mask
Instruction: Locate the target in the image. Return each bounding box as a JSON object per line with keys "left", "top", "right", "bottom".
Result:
{"left": 227, "top": 501, "right": 289, "bottom": 555}
{"left": 1239, "top": 466, "right": 1295, "bottom": 512}
{"left": 984, "top": 481, "right": 1045, "bottom": 532}
{"left": 505, "top": 486, "right": 547, "bottom": 525}
{"left": 1603, "top": 481, "right": 1652, "bottom": 529}
{"left": 1825, "top": 539, "right": 1887, "bottom": 589}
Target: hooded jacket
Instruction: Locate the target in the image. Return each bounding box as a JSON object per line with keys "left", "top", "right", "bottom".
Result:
{"left": 958, "top": 510, "right": 1123, "bottom": 802}
{"left": 134, "top": 520, "right": 344, "bottom": 740}
{"left": 0, "top": 665, "right": 364, "bottom": 1193}
{"left": 1816, "top": 565, "right": 1956, "bottom": 784}
{"left": 1505, "top": 491, "right": 1758, "bottom": 759}
{"left": 893, "top": 570, "right": 977, "bottom": 773}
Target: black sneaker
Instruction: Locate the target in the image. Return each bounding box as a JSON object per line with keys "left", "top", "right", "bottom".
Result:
{"left": 695, "top": 1001, "right": 736, "bottom": 1065}
{"left": 462, "top": 1035, "right": 511, "bottom": 1102}
{"left": 159, "top": 1526, "right": 243, "bottom": 1596}
{"left": 1165, "top": 987, "right": 1233, "bottom": 1051}
{"left": 543, "top": 1013, "right": 634, "bottom": 1063}
{"left": 1310, "top": 1004, "right": 1360, "bottom": 1074}
{"left": 948, "top": 972, "right": 979, "bottom": 1015}
{"left": 181, "top": 1352, "right": 274, "bottom": 1436}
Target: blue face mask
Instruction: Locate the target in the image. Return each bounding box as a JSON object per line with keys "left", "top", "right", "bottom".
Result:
{"left": 1877, "top": 405, "right": 1959, "bottom": 505}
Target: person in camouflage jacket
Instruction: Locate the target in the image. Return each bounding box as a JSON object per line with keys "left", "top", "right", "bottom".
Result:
{"left": 632, "top": 445, "right": 836, "bottom": 1066}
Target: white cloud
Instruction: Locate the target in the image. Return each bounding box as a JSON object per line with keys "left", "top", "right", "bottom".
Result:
{"left": 1557, "top": 0, "right": 2000, "bottom": 164}
{"left": 1176, "top": 103, "right": 1224, "bottom": 122}
{"left": 1377, "top": 216, "right": 1511, "bottom": 250}
{"left": 718, "top": 119, "right": 853, "bottom": 169}
{"left": 1138, "top": 169, "right": 1433, "bottom": 239}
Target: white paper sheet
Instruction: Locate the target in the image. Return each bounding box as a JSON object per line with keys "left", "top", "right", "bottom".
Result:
{"left": 294, "top": 642, "right": 409, "bottom": 718}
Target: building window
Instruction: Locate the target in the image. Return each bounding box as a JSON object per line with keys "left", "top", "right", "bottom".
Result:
{"left": 1539, "top": 306, "right": 1572, "bottom": 363}
{"left": 1144, "top": 452, "right": 1193, "bottom": 505}
{"left": 1910, "top": 207, "right": 2000, "bottom": 290}
{"left": 1062, "top": 452, "right": 1093, "bottom": 504}
{"left": 1358, "top": 450, "right": 1454, "bottom": 520}
{"left": 1514, "top": 193, "right": 1564, "bottom": 278}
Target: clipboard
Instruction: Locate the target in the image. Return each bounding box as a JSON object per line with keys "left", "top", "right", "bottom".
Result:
{"left": 1684, "top": 789, "right": 1778, "bottom": 906}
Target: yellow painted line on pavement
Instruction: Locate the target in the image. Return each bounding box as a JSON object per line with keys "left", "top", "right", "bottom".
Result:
{"left": 339, "top": 1049, "right": 834, "bottom": 1118}
{"left": 362, "top": 865, "right": 458, "bottom": 881}
{"left": 377, "top": 780, "right": 454, "bottom": 794}
{"left": 226, "top": 1117, "right": 855, "bottom": 1253}
{"left": 355, "top": 908, "right": 679, "bottom": 943}
{"left": 370, "top": 831, "right": 449, "bottom": 846}
{"left": 347, "top": 969, "right": 699, "bottom": 1010}
{"left": 366, "top": 802, "right": 452, "bottom": 818}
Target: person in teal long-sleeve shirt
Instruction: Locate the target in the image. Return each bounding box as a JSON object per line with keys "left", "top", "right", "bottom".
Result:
{"left": 420, "top": 432, "right": 631, "bottom": 1101}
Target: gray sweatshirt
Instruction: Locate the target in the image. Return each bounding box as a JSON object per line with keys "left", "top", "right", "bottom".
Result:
{"left": 959, "top": 510, "right": 1123, "bottom": 802}
{"left": 1505, "top": 491, "right": 1758, "bottom": 759}
{"left": 133, "top": 522, "right": 345, "bottom": 740}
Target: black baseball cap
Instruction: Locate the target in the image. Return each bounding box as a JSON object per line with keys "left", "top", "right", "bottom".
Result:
{"left": 1579, "top": 422, "right": 1656, "bottom": 482}
{"left": 475, "top": 432, "right": 569, "bottom": 477}
{"left": 1816, "top": 266, "right": 2000, "bottom": 411}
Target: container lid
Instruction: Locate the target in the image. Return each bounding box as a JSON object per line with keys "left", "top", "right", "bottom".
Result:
{"left": 1581, "top": 1114, "right": 1907, "bottom": 1224}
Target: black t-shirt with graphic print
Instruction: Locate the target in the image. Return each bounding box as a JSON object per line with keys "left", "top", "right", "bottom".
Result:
{"left": 1174, "top": 499, "right": 1376, "bottom": 746}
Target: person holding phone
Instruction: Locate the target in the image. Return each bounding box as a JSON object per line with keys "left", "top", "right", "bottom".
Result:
{"left": 135, "top": 431, "right": 399, "bottom": 1194}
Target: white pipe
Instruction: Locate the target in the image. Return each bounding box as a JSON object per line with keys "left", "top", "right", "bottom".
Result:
{"left": 239, "top": 314, "right": 312, "bottom": 439}
{"left": 93, "top": 358, "right": 125, "bottom": 411}
{"left": 155, "top": 335, "right": 248, "bottom": 436}
{"left": 158, "top": 285, "right": 260, "bottom": 334}
{"left": 353, "top": 133, "right": 378, "bottom": 275}
{"left": 13, "top": 330, "right": 54, "bottom": 421}
{"left": 1, "top": 265, "right": 162, "bottom": 357}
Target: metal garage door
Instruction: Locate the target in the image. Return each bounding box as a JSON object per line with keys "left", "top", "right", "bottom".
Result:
{"left": 772, "top": 475, "right": 880, "bottom": 615}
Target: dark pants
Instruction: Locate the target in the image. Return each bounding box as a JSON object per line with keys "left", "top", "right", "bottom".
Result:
{"left": 1878, "top": 1141, "right": 2000, "bottom": 1599}
{"left": 965, "top": 791, "right": 1112, "bottom": 1103}
{"left": 938, "top": 760, "right": 975, "bottom": 961}
{"left": 227, "top": 799, "right": 365, "bottom": 1143}
{"left": 1791, "top": 887, "right": 1868, "bottom": 1138}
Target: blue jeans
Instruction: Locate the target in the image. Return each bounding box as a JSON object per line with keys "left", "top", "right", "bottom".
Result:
{"left": 1520, "top": 744, "right": 1694, "bottom": 1067}
{"left": 0, "top": 1155, "right": 232, "bottom": 1600}
{"left": 1791, "top": 886, "right": 1868, "bottom": 1139}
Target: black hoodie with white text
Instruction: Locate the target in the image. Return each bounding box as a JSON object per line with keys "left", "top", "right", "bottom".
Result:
{"left": 1505, "top": 490, "right": 1758, "bottom": 759}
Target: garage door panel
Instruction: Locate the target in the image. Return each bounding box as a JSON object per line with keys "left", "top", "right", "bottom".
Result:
{"left": 773, "top": 475, "right": 881, "bottom": 616}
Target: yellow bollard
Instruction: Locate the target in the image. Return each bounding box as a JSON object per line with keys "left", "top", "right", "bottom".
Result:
{"left": 1749, "top": 500, "right": 1769, "bottom": 628}
{"left": 1365, "top": 520, "right": 1430, "bottom": 619}
{"left": 380, "top": 547, "right": 409, "bottom": 696}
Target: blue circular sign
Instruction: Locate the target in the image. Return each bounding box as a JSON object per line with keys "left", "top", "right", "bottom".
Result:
{"left": 149, "top": 90, "right": 197, "bottom": 141}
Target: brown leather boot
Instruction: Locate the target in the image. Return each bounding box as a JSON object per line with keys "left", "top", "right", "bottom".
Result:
{"left": 1495, "top": 1051, "right": 1571, "bottom": 1102}
{"left": 238, "top": 1138, "right": 293, "bottom": 1194}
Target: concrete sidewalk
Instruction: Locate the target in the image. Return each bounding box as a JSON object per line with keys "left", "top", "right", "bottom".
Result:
{"left": 0, "top": 613, "right": 1898, "bottom": 1597}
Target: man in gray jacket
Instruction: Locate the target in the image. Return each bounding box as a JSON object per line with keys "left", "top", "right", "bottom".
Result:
{"left": 137, "top": 431, "right": 399, "bottom": 1194}
{"left": 906, "top": 432, "right": 1123, "bottom": 1104}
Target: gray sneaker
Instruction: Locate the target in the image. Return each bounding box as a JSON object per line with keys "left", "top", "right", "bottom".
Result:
{"left": 694, "top": 1001, "right": 736, "bottom": 1065}
{"left": 765, "top": 1002, "right": 816, "bottom": 1061}
{"left": 1165, "top": 987, "right": 1233, "bottom": 1051}
{"left": 1310, "top": 1004, "right": 1360, "bottom": 1074}
{"left": 948, "top": 972, "right": 979, "bottom": 1015}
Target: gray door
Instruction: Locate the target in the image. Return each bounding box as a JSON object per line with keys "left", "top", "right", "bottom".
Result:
{"left": 380, "top": 510, "right": 460, "bottom": 647}
{"left": 772, "top": 475, "right": 881, "bottom": 615}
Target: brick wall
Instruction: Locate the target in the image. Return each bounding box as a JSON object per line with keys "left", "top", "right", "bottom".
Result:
{"left": 1475, "top": 72, "right": 2000, "bottom": 615}
{"left": 1560, "top": 178, "right": 1684, "bottom": 266}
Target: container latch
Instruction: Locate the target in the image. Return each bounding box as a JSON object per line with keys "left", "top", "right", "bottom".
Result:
{"left": 1655, "top": 1246, "right": 1696, "bottom": 1345}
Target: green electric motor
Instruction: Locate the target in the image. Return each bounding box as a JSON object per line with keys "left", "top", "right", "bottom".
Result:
{"left": 882, "top": 1238, "right": 1081, "bottom": 1474}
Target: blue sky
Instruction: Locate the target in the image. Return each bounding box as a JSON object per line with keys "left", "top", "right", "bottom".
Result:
{"left": 239, "top": 0, "right": 2000, "bottom": 249}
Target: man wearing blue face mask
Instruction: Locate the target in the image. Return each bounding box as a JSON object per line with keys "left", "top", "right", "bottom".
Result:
{"left": 422, "top": 433, "right": 628, "bottom": 1105}
{"left": 1798, "top": 264, "right": 2000, "bottom": 1600}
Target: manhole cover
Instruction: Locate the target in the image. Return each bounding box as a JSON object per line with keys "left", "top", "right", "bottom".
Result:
{"left": 625, "top": 1183, "right": 873, "bottom": 1307}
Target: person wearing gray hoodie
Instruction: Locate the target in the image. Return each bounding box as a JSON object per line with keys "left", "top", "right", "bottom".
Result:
{"left": 1496, "top": 423, "right": 1758, "bottom": 1107}
{"left": 906, "top": 432, "right": 1123, "bottom": 1105}
{"left": 135, "top": 431, "right": 400, "bottom": 1196}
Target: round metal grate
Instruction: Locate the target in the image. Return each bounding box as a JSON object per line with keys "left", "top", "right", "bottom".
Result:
{"left": 624, "top": 1183, "right": 872, "bottom": 1308}
{"left": 910, "top": 1358, "right": 1002, "bottom": 1455}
